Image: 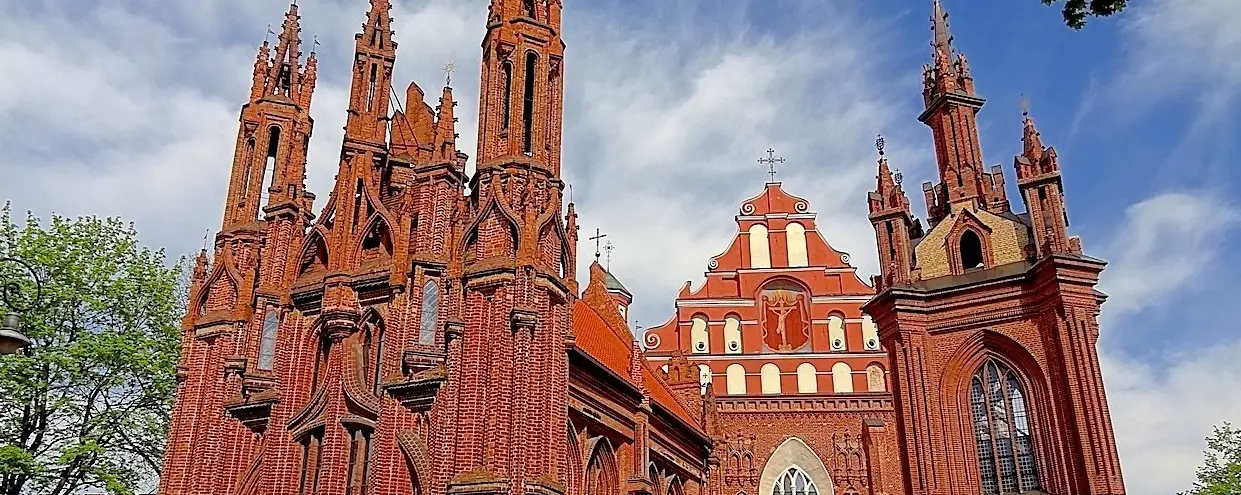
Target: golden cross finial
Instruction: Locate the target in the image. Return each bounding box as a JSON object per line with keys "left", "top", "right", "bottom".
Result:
{"left": 443, "top": 62, "right": 457, "bottom": 86}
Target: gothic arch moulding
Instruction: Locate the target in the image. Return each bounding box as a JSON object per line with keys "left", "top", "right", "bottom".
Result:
{"left": 757, "top": 437, "right": 834, "bottom": 495}
{"left": 941, "top": 329, "right": 1054, "bottom": 492}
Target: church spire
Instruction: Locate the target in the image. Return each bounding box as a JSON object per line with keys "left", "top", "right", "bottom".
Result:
{"left": 931, "top": 0, "right": 953, "bottom": 62}
{"left": 344, "top": 0, "right": 397, "bottom": 145}
{"left": 917, "top": 0, "right": 1008, "bottom": 226}
{"left": 222, "top": 2, "right": 316, "bottom": 229}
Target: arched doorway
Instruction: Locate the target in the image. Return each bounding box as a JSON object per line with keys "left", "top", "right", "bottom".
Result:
{"left": 757, "top": 437, "right": 834, "bottom": 495}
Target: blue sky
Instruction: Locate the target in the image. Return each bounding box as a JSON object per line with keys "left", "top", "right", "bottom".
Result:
{"left": 1, "top": 0, "right": 1239, "bottom": 492}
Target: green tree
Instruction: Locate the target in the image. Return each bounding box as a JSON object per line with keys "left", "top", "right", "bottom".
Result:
{"left": 1043, "top": 0, "right": 1128, "bottom": 29}
{"left": 0, "top": 203, "right": 184, "bottom": 495}
{"left": 1181, "top": 422, "right": 1241, "bottom": 495}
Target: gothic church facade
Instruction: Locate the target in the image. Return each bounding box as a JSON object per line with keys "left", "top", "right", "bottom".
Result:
{"left": 161, "top": 1, "right": 1125, "bottom": 495}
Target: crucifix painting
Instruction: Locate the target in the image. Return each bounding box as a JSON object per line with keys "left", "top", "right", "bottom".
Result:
{"left": 760, "top": 286, "right": 810, "bottom": 352}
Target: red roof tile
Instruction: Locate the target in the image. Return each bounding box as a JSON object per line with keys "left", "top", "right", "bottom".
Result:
{"left": 571, "top": 301, "right": 701, "bottom": 431}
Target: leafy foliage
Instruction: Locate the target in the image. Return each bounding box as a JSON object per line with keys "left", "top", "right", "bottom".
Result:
{"left": 0, "top": 203, "right": 185, "bottom": 495}
{"left": 1042, "top": 0, "right": 1128, "bottom": 29}
{"left": 1180, "top": 422, "right": 1241, "bottom": 495}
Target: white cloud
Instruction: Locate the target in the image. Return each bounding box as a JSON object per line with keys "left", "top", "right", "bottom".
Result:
{"left": 1100, "top": 192, "right": 1239, "bottom": 315}
{"left": 1097, "top": 191, "right": 1241, "bottom": 494}
{"left": 1103, "top": 341, "right": 1241, "bottom": 495}
{"left": 10, "top": 1, "right": 1239, "bottom": 493}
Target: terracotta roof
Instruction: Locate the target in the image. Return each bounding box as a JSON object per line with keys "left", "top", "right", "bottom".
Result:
{"left": 572, "top": 301, "right": 631, "bottom": 377}
{"left": 571, "top": 301, "right": 700, "bottom": 430}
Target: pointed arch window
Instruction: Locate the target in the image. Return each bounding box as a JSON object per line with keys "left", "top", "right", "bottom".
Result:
{"left": 257, "top": 310, "right": 279, "bottom": 370}
{"left": 419, "top": 280, "right": 440, "bottom": 345}
{"left": 772, "top": 467, "right": 818, "bottom": 495}
{"left": 259, "top": 126, "right": 281, "bottom": 213}
{"left": 521, "top": 52, "right": 537, "bottom": 155}
{"left": 960, "top": 230, "right": 984, "bottom": 270}
{"left": 366, "top": 63, "right": 378, "bottom": 112}
{"left": 970, "top": 359, "right": 1040, "bottom": 494}
{"left": 502, "top": 61, "right": 513, "bottom": 131}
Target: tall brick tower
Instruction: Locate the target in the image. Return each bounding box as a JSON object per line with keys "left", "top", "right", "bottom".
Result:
{"left": 162, "top": 3, "right": 319, "bottom": 494}
{"left": 442, "top": 0, "right": 574, "bottom": 494}
{"left": 863, "top": 1, "right": 1126, "bottom": 494}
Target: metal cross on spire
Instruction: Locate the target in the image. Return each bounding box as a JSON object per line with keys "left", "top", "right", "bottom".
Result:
{"left": 1018, "top": 93, "right": 1031, "bottom": 116}
{"left": 603, "top": 241, "right": 614, "bottom": 271}
{"left": 443, "top": 62, "right": 457, "bottom": 86}
{"left": 757, "top": 148, "right": 786, "bottom": 183}
{"left": 588, "top": 228, "right": 608, "bottom": 262}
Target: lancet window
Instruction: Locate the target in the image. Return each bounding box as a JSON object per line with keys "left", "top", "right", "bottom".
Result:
{"left": 970, "top": 358, "right": 1040, "bottom": 494}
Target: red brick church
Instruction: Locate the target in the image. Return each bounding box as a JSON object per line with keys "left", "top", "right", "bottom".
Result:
{"left": 161, "top": 1, "right": 1126, "bottom": 494}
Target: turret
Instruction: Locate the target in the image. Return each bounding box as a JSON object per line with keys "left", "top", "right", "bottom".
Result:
{"left": 1015, "top": 106, "right": 1080, "bottom": 256}
{"left": 867, "top": 136, "right": 916, "bottom": 289}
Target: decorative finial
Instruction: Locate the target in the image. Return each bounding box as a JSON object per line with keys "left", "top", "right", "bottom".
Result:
{"left": 588, "top": 228, "right": 608, "bottom": 262}
{"left": 443, "top": 62, "right": 457, "bottom": 86}
{"left": 875, "top": 134, "right": 886, "bottom": 156}
{"left": 311, "top": 35, "right": 321, "bottom": 55}
{"left": 265, "top": 24, "right": 276, "bottom": 44}
{"left": 757, "top": 148, "right": 786, "bottom": 183}
{"left": 568, "top": 183, "right": 574, "bottom": 204}
{"left": 604, "top": 241, "right": 614, "bottom": 271}
{"left": 894, "top": 169, "right": 904, "bottom": 186}
{"left": 203, "top": 230, "right": 210, "bottom": 251}
{"left": 1019, "top": 94, "right": 1030, "bottom": 117}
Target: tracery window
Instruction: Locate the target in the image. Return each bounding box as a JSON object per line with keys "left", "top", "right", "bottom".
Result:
{"left": 419, "top": 280, "right": 440, "bottom": 345}
{"left": 970, "top": 359, "right": 1039, "bottom": 494}
{"left": 257, "top": 310, "right": 279, "bottom": 370}
{"left": 771, "top": 467, "right": 818, "bottom": 495}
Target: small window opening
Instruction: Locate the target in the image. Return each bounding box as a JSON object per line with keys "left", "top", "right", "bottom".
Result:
{"left": 277, "top": 64, "right": 292, "bottom": 96}
{"left": 352, "top": 179, "right": 365, "bottom": 228}
{"left": 502, "top": 62, "right": 513, "bottom": 131}
{"left": 362, "top": 224, "right": 384, "bottom": 252}
{"left": 241, "top": 139, "right": 256, "bottom": 200}
{"left": 259, "top": 127, "right": 281, "bottom": 213}
{"left": 885, "top": 221, "right": 896, "bottom": 259}
{"left": 298, "top": 428, "right": 325, "bottom": 495}
{"left": 366, "top": 64, "right": 378, "bottom": 112}
{"left": 345, "top": 428, "right": 374, "bottom": 495}
{"left": 960, "top": 230, "right": 984, "bottom": 270}
{"left": 522, "top": 53, "right": 537, "bottom": 154}
{"left": 258, "top": 310, "right": 279, "bottom": 370}
{"left": 523, "top": 0, "right": 536, "bottom": 17}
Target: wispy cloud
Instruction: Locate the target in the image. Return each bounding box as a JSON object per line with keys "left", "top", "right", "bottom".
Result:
{"left": 1100, "top": 191, "right": 1239, "bottom": 316}
{"left": 1097, "top": 191, "right": 1241, "bottom": 494}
